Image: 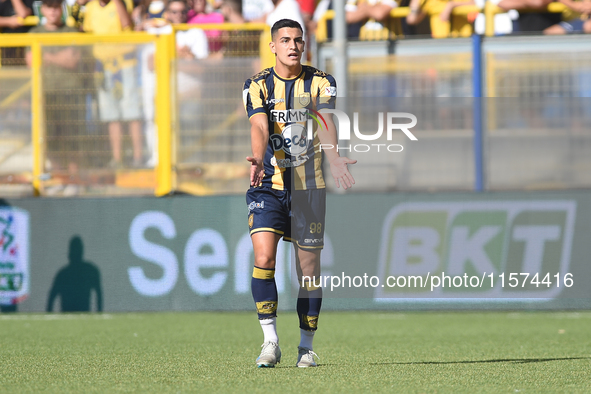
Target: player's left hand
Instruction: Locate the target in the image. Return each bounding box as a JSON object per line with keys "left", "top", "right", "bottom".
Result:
{"left": 329, "top": 157, "right": 357, "bottom": 190}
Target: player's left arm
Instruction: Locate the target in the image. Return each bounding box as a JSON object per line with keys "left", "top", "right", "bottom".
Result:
{"left": 316, "top": 76, "right": 356, "bottom": 190}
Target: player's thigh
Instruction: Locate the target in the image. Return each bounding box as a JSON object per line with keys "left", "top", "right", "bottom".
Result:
{"left": 291, "top": 188, "right": 326, "bottom": 250}
{"left": 251, "top": 231, "right": 283, "bottom": 269}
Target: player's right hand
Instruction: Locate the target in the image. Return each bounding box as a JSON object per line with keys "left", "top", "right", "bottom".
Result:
{"left": 246, "top": 156, "right": 264, "bottom": 187}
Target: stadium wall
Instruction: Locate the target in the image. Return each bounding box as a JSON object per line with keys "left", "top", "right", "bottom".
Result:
{"left": 1, "top": 190, "right": 591, "bottom": 313}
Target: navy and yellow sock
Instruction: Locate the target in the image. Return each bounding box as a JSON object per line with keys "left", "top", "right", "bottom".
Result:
{"left": 251, "top": 266, "right": 278, "bottom": 319}
{"left": 297, "top": 279, "right": 322, "bottom": 331}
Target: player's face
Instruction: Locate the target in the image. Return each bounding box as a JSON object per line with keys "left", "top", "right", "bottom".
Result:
{"left": 270, "top": 27, "right": 304, "bottom": 68}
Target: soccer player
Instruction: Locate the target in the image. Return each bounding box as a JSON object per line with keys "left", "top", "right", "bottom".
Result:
{"left": 243, "top": 18, "right": 356, "bottom": 368}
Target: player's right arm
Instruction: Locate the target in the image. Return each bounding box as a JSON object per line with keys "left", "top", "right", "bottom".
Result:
{"left": 243, "top": 76, "right": 269, "bottom": 187}
{"left": 247, "top": 114, "right": 269, "bottom": 187}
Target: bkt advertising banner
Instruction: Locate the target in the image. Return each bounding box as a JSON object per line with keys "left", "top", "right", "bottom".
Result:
{"left": 1, "top": 191, "right": 590, "bottom": 313}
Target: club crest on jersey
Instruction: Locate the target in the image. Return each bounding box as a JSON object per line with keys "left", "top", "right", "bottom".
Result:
{"left": 298, "top": 92, "right": 311, "bottom": 107}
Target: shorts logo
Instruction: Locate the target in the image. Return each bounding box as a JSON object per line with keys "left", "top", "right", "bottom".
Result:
{"left": 248, "top": 201, "right": 264, "bottom": 212}
{"left": 304, "top": 238, "right": 323, "bottom": 243}
{"left": 325, "top": 86, "right": 337, "bottom": 96}
{"left": 248, "top": 213, "right": 254, "bottom": 228}
{"left": 298, "top": 92, "right": 311, "bottom": 107}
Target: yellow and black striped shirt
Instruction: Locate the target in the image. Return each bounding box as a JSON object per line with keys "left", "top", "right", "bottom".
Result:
{"left": 243, "top": 65, "right": 337, "bottom": 191}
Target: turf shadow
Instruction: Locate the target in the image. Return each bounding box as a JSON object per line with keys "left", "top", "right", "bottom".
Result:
{"left": 370, "top": 356, "right": 591, "bottom": 365}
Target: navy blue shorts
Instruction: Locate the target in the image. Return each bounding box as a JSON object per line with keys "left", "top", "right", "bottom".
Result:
{"left": 246, "top": 186, "right": 326, "bottom": 250}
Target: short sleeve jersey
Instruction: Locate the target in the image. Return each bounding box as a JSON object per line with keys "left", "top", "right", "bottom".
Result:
{"left": 243, "top": 65, "right": 337, "bottom": 191}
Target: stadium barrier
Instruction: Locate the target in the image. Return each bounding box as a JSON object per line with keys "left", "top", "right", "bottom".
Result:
{"left": 0, "top": 24, "right": 266, "bottom": 198}
{"left": 2, "top": 22, "right": 591, "bottom": 198}
{"left": 2, "top": 190, "right": 591, "bottom": 312}
{"left": 315, "top": 3, "right": 571, "bottom": 41}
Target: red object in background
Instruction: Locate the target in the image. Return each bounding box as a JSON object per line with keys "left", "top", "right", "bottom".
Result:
{"left": 297, "top": 0, "right": 316, "bottom": 15}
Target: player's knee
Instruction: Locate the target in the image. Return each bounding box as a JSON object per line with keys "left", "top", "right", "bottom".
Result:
{"left": 254, "top": 255, "right": 276, "bottom": 270}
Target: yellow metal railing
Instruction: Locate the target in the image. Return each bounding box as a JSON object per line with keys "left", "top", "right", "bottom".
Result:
{"left": 1, "top": 24, "right": 268, "bottom": 197}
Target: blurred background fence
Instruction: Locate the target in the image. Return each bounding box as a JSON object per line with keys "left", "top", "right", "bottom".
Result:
{"left": 1, "top": 25, "right": 591, "bottom": 197}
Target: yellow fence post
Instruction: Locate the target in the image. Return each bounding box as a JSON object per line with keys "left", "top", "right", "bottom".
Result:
{"left": 31, "top": 41, "right": 43, "bottom": 196}
{"left": 155, "top": 33, "right": 174, "bottom": 196}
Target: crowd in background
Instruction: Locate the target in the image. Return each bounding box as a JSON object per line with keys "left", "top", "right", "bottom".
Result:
{"left": 1, "top": 0, "right": 591, "bottom": 39}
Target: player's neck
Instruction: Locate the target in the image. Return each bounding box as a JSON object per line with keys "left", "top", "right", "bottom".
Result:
{"left": 274, "top": 63, "right": 302, "bottom": 80}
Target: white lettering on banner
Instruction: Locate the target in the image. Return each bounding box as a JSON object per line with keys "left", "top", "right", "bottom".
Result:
{"left": 447, "top": 226, "right": 501, "bottom": 275}
{"left": 128, "top": 211, "right": 179, "bottom": 297}
{"left": 128, "top": 211, "right": 335, "bottom": 298}
{"left": 512, "top": 225, "right": 561, "bottom": 274}
{"left": 184, "top": 229, "right": 228, "bottom": 296}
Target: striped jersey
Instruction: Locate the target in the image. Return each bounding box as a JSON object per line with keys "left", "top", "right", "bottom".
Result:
{"left": 243, "top": 65, "right": 337, "bottom": 191}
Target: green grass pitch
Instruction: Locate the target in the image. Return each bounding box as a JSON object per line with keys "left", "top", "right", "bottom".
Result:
{"left": 1, "top": 311, "right": 590, "bottom": 393}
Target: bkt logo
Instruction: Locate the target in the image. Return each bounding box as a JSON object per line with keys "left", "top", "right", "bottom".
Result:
{"left": 375, "top": 201, "right": 576, "bottom": 299}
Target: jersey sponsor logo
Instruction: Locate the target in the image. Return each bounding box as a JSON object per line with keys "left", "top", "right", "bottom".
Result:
{"left": 324, "top": 86, "right": 337, "bottom": 96}
{"left": 266, "top": 98, "right": 285, "bottom": 105}
{"left": 269, "top": 123, "right": 311, "bottom": 156}
{"left": 269, "top": 109, "right": 308, "bottom": 123}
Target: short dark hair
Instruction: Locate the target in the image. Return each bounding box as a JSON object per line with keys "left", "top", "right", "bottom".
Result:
{"left": 41, "top": 0, "right": 63, "bottom": 7}
{"left": 271, "top": 19, "right": 303, "bottom": 39}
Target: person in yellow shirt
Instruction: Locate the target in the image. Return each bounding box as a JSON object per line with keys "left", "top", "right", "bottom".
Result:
{"left": 406, "top": 0, "right": 475, "bottom": 38}
{"left": 78, "top": 0, "right": 144, "bottom": 168}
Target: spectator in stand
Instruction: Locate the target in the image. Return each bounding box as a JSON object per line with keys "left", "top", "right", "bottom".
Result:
{"left": 0, "top": 0, "right": 34, "bottom": 32}
{"left": 25, "top": 0, "right": 84, "bottom": 192}
{"left": 345, "top": 0, "right": 401, "bottom": 38}
{"left": 1, "top": 0, "right": 35, "bottom": 67}
{"left": 242, "top": 0, "right": 274, "bottom": 21}
{"left": 266, "top": 0, "right": 306, "bottom": 35}
{"left": 297, "top": 0, "right": 315, "bottom": 32}
{"left": 221, "top": 0, "right": 244, "bottom": 22}
{"left": 80, "top": 0, "right": 144, "bottom": 168}
{"left": 140, "top": 0, "right": 209, "bottom": 166}
{"left": 132, "top": 0, "right": 167, "bottom": 30}
{"left": 188, "top": 0, "right": 224, "bottom": 52}
{"left": 499, "top": 0, "right": 591, "bottom": 34}
{"left": 312, "top": 0, "right": 364, "bottom": 38}
{"left": 406, "top": 0, "right": 475, "bottom": 38}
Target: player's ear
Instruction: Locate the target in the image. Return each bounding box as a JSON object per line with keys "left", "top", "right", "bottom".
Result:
{"left": 269, "top": 40, "right": 276, "bottom": 55}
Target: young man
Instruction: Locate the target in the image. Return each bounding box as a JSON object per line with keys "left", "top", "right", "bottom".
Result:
{"left": 79, "top": 0, "right": 144, "bottom": 168}
{"left": 26, "top": 0, "right": 84, "bottom": 192}
{"left": 243, "top": 18, "right": 356, "bottom": 368}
